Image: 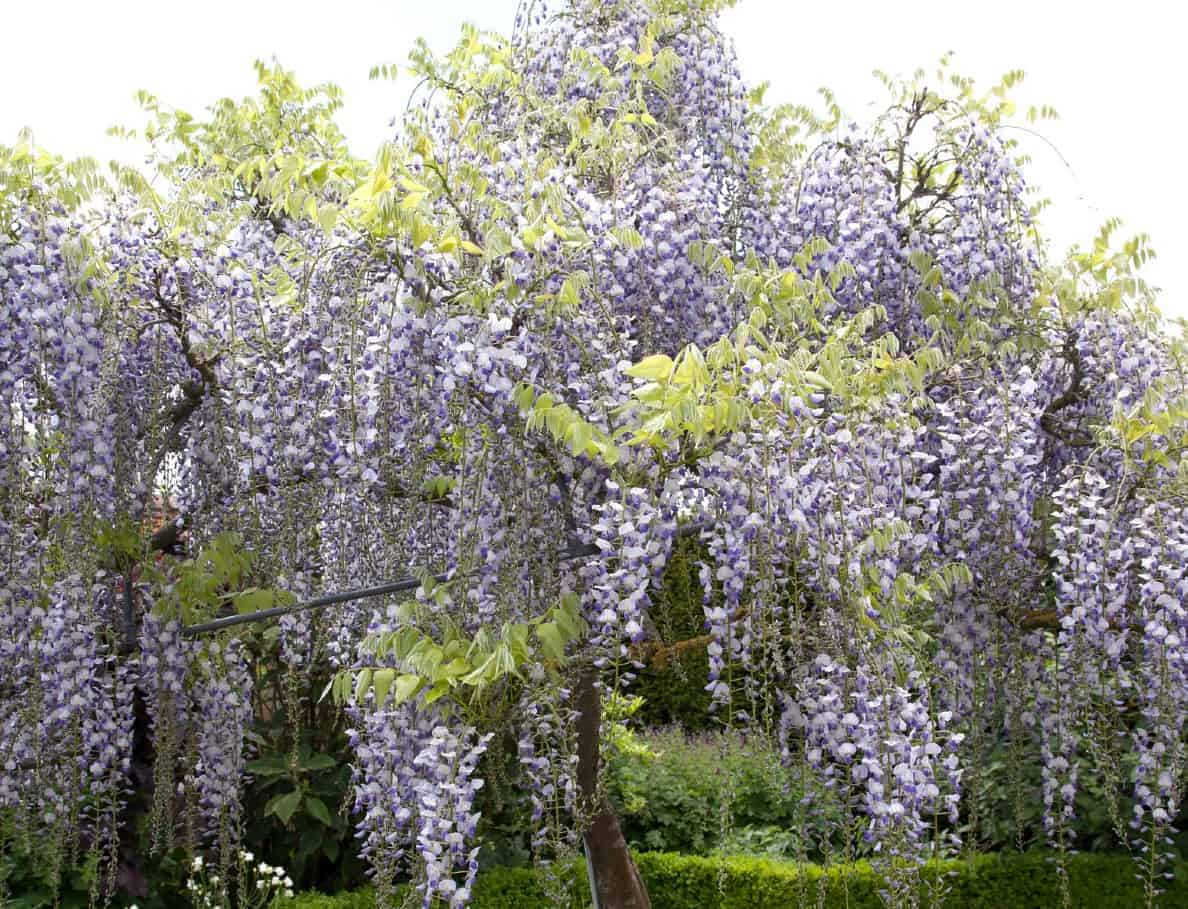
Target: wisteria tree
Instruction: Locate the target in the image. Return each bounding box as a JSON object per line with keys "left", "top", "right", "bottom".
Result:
{"left": 2, "top": 0, "right": 1186, "bottom": 907}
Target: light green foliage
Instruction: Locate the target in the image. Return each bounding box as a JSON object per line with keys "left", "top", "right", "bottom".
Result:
{"left": 611, "top": 244, "right": 958, "bottom": 460}
{"left": 142, "top": 532, "right": 292, "bottom": 626}
{"left": 329, "top": 592, "right": 586, "bottom": 712}
{"left": 131, "top": 61, "right": 365, "bottom": 237}
{"left": 514, "top": 384, "right": 621, "bottom": 464}
{"left": 1047, "top": 217, "right": 1159, "bottom": 324}
{"left": 0, "top": 131, "right": 105, "bottom": 219}
{"left": 602, "top": 693, "right": 651, "bottom": 759}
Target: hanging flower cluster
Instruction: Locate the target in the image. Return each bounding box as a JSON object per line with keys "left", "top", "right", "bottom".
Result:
{"left": 798, "top": 652, "right": 961, "bottom": 852}
{"left": 345, "top": 699, "right": 490, "bottom": 904}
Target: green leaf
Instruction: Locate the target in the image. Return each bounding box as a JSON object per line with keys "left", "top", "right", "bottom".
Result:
{"left": 460, "top": 651, "right": 498, "bottom": 686}
{"left": 297, "top": 826, "right": 322, "bottom": 860}
{"left": 672, "top": 345, "right": 709, "bottom": 389}
{"left": 566, "top": 419, "right": 593, "bottom": 455}
{"left": 304, "top": 795, "right": 334, "bottom": 827}
{"left": 245, "top": 755, "right": 289, "bottom": 777}
{"left": 537, "top": 621, "right": 565, "bottom": 663}
{"left": 626, "top": 354, "right": 674, "bottom": 382}
{"left": 265, "top": 790, "right": 302, "bottom": 826}
{"left": 801, "top": 371, "right": 832, "bottom": 391}
{"left": 317, "top": 206, "right": 338, "bottom": 233}
{"left": 423, "top": 680, "right": 451, "bottom": 704}
{"left": 398, "top": 175, "right": 429, "bottom": 194}
{"left": 300, "top": 753, "right": 337, "bottom": 772}
{"left": 371, "top": 668, "right": 395, "bottom": 708}
{"left": 392, "top": 673, "right": 425, "bottom": 705}
{"left": 610, "top": 226, "right": 645, "bottom": 249}
{"left": 559, "top": 276, "right": 582, "bottom": 309}
{"left": 353, "top": 668, "right": 373, "bottom": 703}
{"left": 513, "top": 383, "right": 536, "bottom": 412}
{"left": 435, "top": 657, "right": 472, "bottom": 680}
{"left": 231, "top": 587, "right": 274, "bottom": 614}
{"left": 322, "top": 838, "right": 340, "bottom": 862}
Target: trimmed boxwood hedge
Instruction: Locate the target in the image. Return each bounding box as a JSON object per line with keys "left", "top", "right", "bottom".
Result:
{"left": 276, "top": 850, "right": 1188, "bottom": 908}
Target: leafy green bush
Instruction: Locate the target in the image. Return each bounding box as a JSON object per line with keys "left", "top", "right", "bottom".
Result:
{"left": 963, "top": 734, "right": 1142, "bottom": 855}
{"left": 606, "top": 727, "right": 833, "bottom": 857}
{"left": 239, "top": 645, "right": 368, "bottom": 893}
{"left": 0, "top": 840, "right": 96, "bottom": 909}
{"left": 715, "top": 825, "right": 801, "bottom": 860}
{"left": 243, "top": 737, "right": 361, "bottom": 886}
{"left": 0, "top": 815, "right": 189, "bottom": 909}
{"left": 273, "top": 851, "right": 1188, "bottom": 909}
{"left": 273, "top": 860, "right": 590, "bottom": 909}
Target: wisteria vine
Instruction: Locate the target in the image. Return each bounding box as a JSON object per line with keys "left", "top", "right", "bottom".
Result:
{"left": 2, "top": 1, "right": 1186, "bottom": 907}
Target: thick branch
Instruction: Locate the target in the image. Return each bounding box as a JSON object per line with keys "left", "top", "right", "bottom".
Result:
{"left": 166, "top": 378, "right": 206, "bottom": 425}
{"left": 1018, "top": 609, "right": 1060, "bottom": 632}
{"left": 1040, "top": 330, "right": 1094, "bottom": 447}
{"left": 426, "top": 161, "right": 483, "bottom": 250}
{"left": 149, "top": 519, "right": 185, "bottom": 556}
{"left": 638, "top": 633, "right": 713, "bottom": 670}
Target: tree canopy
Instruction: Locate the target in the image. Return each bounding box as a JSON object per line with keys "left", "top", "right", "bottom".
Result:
{"left": 1, "top": 0, "right": 1186, "bottom": 907}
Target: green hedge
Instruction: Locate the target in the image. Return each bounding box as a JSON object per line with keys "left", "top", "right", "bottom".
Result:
{"left": 635, "top": 851, "right": 1188, "bottom": 908}
{"left": 276, "top": 850, "right": 1188, "bottom": 908}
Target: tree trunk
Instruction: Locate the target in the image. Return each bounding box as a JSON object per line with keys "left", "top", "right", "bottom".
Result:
{"left": 115, "top": 574, "right": 156, "bottom": 898}
{"left": 575, "top": 665, "right": 651, "bottom": 909}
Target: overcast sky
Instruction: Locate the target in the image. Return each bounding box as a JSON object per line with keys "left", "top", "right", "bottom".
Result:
{"left": 3, "top": 0, "right": 1182, "bottom": 321}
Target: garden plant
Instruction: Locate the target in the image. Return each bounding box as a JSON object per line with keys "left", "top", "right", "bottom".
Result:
{"left": 1, "top": 0, "right": 1186, "bottom": 907}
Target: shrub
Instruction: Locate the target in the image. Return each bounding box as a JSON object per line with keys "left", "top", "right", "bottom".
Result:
{"left": 239, "top": 645, "right": 369, "bottom": 894}
{"left": 606, "top": 727, "right": 833, "bottom": 857}
{"left": 276, "top": 850, "right": 1188, "bottom": 909}
{"left": 633, "top": 539, "right": 717, "bottom": 731}
{"left": 633, "top": 645, "right": 715, "bottom": 731}
{"left": 633, "top": 851, "right": 1188, "bottom": 909}
{"left": 274, "top": 861, "right": 590, "bottom": 909}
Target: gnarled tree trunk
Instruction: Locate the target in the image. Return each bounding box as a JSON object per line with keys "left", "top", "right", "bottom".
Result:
{"left": 575, "top": 665, "right": 651, "bottom": 909}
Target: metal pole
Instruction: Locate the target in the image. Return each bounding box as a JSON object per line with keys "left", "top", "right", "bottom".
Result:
{"left": 585, "top": 846, "right": 603, "bottom": 909}
{"left": 180, "top": 521, "right": 709, "bottom": 637}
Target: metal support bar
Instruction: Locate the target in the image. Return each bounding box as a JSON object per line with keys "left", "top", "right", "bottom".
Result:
{"left": 180, "top": 520, "right": 710, "bottom": 637}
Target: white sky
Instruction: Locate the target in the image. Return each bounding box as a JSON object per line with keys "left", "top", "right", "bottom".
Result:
{"left": 3, "top": 0, "right": 1183, "bottom": 322}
